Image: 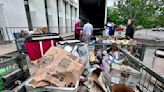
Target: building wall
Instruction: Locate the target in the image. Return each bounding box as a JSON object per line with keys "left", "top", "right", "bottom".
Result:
{"left": 66, "top": 3, "right": 71, "bottom": 32}
{"left": 0, "top": 0, "right": 79, "bottom": 41}
{"left": 71, "top": 7, "right": 75, "bottom": 32}
{"left": 0, "top": 0, "right": 28, "bottom": 41}
{"left": 28, "top": 0, "right": 78, "bottom": 33}
{"left": 58, "top": 0, "right": 66, "bottom": 33}
{"left": 47, "top": 0, "right": 59, "bottom": 33}
{"left": 29, "top": 0, "right": 47, "bottom": 27}
{"left": 0, "top": 0, "right": 28, "bottom": 27}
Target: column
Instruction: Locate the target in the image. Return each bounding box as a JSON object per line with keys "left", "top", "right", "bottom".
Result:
{"left": 77, "top": 0, "right": 79, "bottom": 20}
{"left": 47, "top": 0, "right": 59, "bottom": 33}
{"left": 58, "top": 0, "right": 66, "bottom": 33}
{"left": 71, "top": 6, "right": 75, "bottom": 32}
{"left": 29, "top": 0, "right": 47, "bottom": 27}
{"left": 66, "top": 3, "right": 71, "bottom": 32}
{"left": 75, "top": 8, "right": 78, "bottom": 22}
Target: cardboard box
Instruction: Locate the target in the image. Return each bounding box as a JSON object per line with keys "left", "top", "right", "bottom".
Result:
{"left": 33, "top": 47, "right": 85, "bottom": 87}
{"left": 25, "top": 77, "right": 79, "bottom": 92}
{"left": 103, "top": 65, "right": 141, "bottom": 88}
{"left": 112, "top": 84, "right": 134, "bottom": 92}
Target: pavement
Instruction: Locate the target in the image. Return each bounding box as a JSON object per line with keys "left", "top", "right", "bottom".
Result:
{"left": 114, "top": 29, "right": 164, "bottom": 41}
{"left": 142, "top": 47, "right": 157, "bottom": 68}
{"left": 0, "top": 43, "right": 17, "bottom": 55}
{"left": 0, "top": 32, "right": 75, "bottom": 56}
{"left": 134, "top": 29, "right": 164, "bottom": 41}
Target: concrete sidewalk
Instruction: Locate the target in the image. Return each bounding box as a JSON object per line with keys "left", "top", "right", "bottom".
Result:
{"left": 0, "top": 32, "right": 75, "bottom": 56}
{"left": 0, "top": 43, "right": 17, "bottom": 55}
{"left": 135, "top": 30, "right": 164, "bottom": 40}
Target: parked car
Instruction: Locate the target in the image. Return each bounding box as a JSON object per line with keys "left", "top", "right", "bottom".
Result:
{"left": 152, "top": 27, "right": 159, "bottom": 31}
{"left": 158, "top": 27, "right": 164, "bottom": 31}
{"left": 136, "top": 25, "right": 143, "bottom": 30}
{"left": 115, "top": 26, "right": 125, "bottom": 31}
{"left": 152, "top": 26, "right": 164, "bottom": 31}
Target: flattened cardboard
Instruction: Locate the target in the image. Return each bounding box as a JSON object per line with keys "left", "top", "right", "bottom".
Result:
{"left": 33, "top": 47, "right": 85, "bottom": 87}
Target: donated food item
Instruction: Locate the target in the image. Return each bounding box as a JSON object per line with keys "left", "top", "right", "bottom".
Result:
{"left": 111, "top": 40, "right": 116, "bottom": 43}
{"left": 116, "top": 40, "right": 129, "bottom": 44}
{"left": 114, "top": 51, "right": 119, "bottom": 60}
{"left": 114, "top": 59, "right": 124, "bottom": 65}
{"left": 34, "top": 27, "right": 49, "bottom": 34}
{"left": 103, "top": 50, "right": 108, "bottom": 56}
{"left": 72, "top": 51, "right": 79, "bottom": 57}
{"left": 96, "top": 51, "right": 103, "bottom": 61}
{"left": 89, "top": 51, "right": 96, "bottom": 62}
{"left": 89, "top": 40, "right": 95, "bottom": 45}
{"left": 72, "top": 45, "right": 80, "bottom": 57}
{"left": 102, "top": 40, "right": 111, "bottom": 44}
{"left": 78, "top": 46, "right": 88, "bottom": 57}
{"left": 88, "top": 64, "right": 100, "bottom": 74}
{"left": 103, "top": 55, "right": 114, "bottom": 64}
{"left": 72, "top": 45, "right": 78, "bottom": 52}
{"left": 64, "top": 45, "right": 73, "bottom": 52}
{"left": 96, "top": 37, "right": 99, "bottom": 42}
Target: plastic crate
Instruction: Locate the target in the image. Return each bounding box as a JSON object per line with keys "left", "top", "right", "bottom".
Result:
{"left": 0, "top": 55, "right": 30, "bottom": 91}
{"left": 0, "top": 56, "right": 19, "bottom": 90}
{"left": 13, "top": 33, "right": 26, "bottom": 53}
{"left": 25, "top": 77, "right": 79, "bottom": 92}
{"left": 122, "top": 48, "right": 164, "bottom": 92}
{"left": 119, "top": 44, "right": 146, "bottom": 61}
{"left": 88, "top": 44, "right": 164, "bottom": 92}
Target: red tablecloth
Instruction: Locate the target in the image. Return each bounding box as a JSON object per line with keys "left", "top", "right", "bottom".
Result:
{"left": 25, "top": 39, "right": 56, "bottom": 61}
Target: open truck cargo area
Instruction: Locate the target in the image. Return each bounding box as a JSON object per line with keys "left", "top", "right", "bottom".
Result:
{"left": 79, "top": 0, "right": 107, "bottom": 35}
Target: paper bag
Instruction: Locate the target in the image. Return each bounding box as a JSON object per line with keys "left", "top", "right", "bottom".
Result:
{"left": 33, "top": 47, "right": 85, "bottom": 87}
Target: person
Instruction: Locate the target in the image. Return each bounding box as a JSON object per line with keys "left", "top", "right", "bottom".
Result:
{"left": 83, "top": 19, "right": 93, "bottom": 44}
{"left": 125, "top": 19, "right": 135, "bottom": 39}
{"left": 74, "top": 20, "right": 81, "bottom": 40}
{"left": 20, "top": 30, "right": 30, "bottom": 38}
{"left": 107, "top": 23, "right": 115, "bottom": 40}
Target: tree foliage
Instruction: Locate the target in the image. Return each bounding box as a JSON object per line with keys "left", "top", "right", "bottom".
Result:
{"left": 107, "top": 0, "right": 164, "bottom": 28}
{"left": 107, "top": 8, "right": 122, "bottom": 25}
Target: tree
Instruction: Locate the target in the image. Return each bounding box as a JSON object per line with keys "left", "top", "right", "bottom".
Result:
{"left": 107, "top": 0, "right": 163, "bottom": 28}
{"left": 107, "top": 7, "right": 123, "bottom": 25}
{"left": 155, "top": 15, "right": 164, "bottom": 27}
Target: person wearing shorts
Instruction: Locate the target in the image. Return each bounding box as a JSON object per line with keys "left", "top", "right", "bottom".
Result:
{"left": 83, "top": 19, "right": 93, "bottom": 44}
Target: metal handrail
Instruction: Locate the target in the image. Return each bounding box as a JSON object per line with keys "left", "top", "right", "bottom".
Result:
{"left": 120, "top": 47, "right": 164, "bottom": 91}
{"left": 122, "top": 48, "right": 164, "bottom": 83}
